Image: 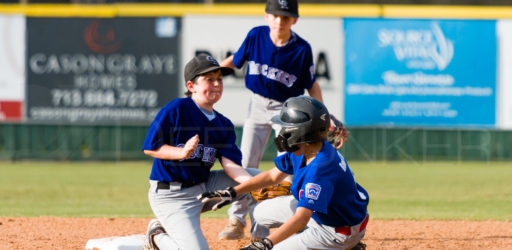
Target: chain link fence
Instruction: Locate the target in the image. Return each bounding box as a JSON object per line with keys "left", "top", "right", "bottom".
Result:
{"left": 1, "top": 124, "right": 509, "bottom": 162}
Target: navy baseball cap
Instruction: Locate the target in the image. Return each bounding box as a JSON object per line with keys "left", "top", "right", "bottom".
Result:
{"left": 184, "top": 54, "right": 234, "bottom": 82}
{"left": 265, "top": 0, "right": 299, "bottom": 18}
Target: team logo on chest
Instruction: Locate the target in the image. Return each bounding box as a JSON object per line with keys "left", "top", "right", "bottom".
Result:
{"left": 305, "top": 183, "right": 322, "bottom": 200}
{"left": 247, "top": 61, "right": 298, "bottom": 87}
{"left": 177, "top": 143, "right": 217, "bottom": 164}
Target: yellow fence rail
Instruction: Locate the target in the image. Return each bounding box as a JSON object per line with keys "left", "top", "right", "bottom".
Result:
{"left": 1, "top": 3, "right": 511, "bottom": 19}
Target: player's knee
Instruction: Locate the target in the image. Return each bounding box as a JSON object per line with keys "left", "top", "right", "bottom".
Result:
{"left": 253, "top": 200, "right": 274, "bottom": 223}
{"left": 253, "top": 202, "right": 265, "bottom": 223}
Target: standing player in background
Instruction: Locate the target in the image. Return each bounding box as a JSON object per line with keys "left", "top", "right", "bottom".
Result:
{"left": 199, "top": 96, "right": 368, "bottom": 249}
{"left": 218, "top": 0, "right": 326, "bottom": 240}
{"left": 141, "top": 54, "right": 260, "bottom": 250}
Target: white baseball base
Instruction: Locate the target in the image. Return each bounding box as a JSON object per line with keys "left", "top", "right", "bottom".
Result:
{"left": 85, "top": 234, "right": 145, "bottom": 250}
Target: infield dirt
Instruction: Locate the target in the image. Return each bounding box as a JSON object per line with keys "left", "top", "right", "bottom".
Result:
{"left": 0, "top": 217, "right": 511, "bottom": 249}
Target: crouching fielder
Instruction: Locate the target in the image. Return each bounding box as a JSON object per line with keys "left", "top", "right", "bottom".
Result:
{"left": 199, "top": 96, "right": 369, "bottom": 250}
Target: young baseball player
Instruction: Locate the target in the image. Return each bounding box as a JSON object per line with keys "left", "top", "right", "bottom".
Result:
{"left": 141, "top": 54, "right": 260, "bottom": 250}
{"left": 199, "top": 96, "right": 369, "bottom": 250}
{"left": 219, "top": 0, "right": 326, "bottom": 240}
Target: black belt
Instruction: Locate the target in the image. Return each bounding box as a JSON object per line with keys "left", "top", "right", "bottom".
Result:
{"left": 157, "top": 181, "right": 197, "bottom": 189}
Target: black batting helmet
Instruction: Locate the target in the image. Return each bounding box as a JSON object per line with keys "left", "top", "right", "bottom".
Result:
{"left": 271, "top": 96, "right": 330, "bottom": 152}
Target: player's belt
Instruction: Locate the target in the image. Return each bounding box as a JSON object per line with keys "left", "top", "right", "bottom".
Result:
{"left": 335, "top": 214, "right": 369, "bottom": 235}
{"left": 157, "top": 181, "right": 197, "bottom": 189}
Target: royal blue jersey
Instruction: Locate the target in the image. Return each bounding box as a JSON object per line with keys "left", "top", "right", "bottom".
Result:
{"left": 142, "top": 97, "right": 242, "bottom": 184}
{"left": 232, "top": 26, "right": 316, "bottom": 103}
{"left": 274, "top": 141, "right": 369, "bottom": 227}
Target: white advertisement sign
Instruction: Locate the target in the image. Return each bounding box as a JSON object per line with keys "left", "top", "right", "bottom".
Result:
{"left": 498, "top": 20, "right": 512, "bottom": 129}
{"left": 0, "top": 15, "right": 25, "bottom": 121}
{"left": 0, "top": 15, "right": 25, "bottom": 101}
{"left": 182, "top": 15, "right": 343, "bottom": 125}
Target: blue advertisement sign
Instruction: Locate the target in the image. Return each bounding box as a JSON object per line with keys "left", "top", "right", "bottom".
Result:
{"left": 344, "top": 18, "right": 496, "bottom": 127}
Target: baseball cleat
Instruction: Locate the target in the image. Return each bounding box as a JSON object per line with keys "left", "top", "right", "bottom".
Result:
{"left": 143, "top": 218, "right": 166, "bottom": 250}
{"left": 218, "top": 218, "right": 245, "bottom": 240}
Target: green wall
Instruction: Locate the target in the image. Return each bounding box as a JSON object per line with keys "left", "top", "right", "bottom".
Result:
{"left": 0, "top": 124, "right": 510, "bottom": 162}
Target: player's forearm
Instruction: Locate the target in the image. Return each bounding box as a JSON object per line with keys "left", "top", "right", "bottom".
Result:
{"left": 307, "top": 81, "right": 324, "bottom": 103}
{"left": 225, "top": 166, "right": 253, "bottom": 184}
{"left": 143, "top": 145, "right": 189, "bottom": 160}
{"left": 220, "top": 55, "right": 235, "bottom": 68}
{"left": 235, "top": 168, "right": 285, "bottom": 195}
{"left": 221, "top": 157, "right": 253, "bottom": 183}
{"left": 235, "top": 172, "right": 274, "bottom": 195}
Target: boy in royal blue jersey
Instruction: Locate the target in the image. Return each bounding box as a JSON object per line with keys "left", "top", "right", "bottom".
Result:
{"left": 199, "top": 96, "right": 369, "bottom": 250}
{"left": 141, "top": 54, "right": 260, "bottom": 250}
{"left": 219, "top": 0, "right": 328, "bottom": 240}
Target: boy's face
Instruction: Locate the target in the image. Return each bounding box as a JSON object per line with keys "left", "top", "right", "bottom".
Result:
{"left": 187, "top": 70, "right": 224, "bottom": 106}
{"left": 265, "top": 13, "right": 297, "bottom": 36}
{"left": 293, "top": 143, "right": 306, "bottom": 156}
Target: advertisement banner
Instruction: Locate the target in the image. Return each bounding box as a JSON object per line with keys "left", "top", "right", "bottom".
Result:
{"left": 26, "top": 17, "right": 181, "bottom": 124}
{"left": 345, "top": 18, "right": 496, "bottom": 128}
{"left": 0, "top": 15, "right": 25, "bottom": 121}
{"left": 182, "top": 16, "right": 343, "bottom": 125}
{"left": 498, "top": 20, "right": 512, "bottom": 129}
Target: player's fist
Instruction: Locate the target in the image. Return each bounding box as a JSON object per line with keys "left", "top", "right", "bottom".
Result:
{"left": 181, "top": 134, "right": 199, "bottom": 159}
{"left": 197, "top": 187, "right": 236, "bottom": 211}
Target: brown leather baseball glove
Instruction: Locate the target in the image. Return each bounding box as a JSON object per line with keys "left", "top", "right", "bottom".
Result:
{"left": 327, "top": 114, "right": 349, "bottom": 149}
{"left": 251, "top": 181, "right": 291, "bottom": 202}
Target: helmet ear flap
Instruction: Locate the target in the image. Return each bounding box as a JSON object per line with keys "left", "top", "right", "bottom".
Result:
{"left": 274, "top": 133, "right": 299, "bottom": 152}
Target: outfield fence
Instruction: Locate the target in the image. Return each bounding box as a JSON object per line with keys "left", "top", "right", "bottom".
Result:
{"left": 0, "top": 123, "right": 509, "bottom": 162}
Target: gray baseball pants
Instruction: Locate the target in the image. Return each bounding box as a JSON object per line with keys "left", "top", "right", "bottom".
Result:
{"left": 253, "top": 196, "right": 367, "bottom": 250}
{"left": 148, "top": 168, "right": 261, "bottom": 250}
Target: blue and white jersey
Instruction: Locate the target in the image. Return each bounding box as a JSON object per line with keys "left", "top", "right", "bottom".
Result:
{"left": 274, "top": 141, "right": 369, "bottom": 227}
{"left": 142, "top": 97, "right": 242, "bottom": 184}
{"left": 232, "top": 26, "right": 316, "bottom": 103}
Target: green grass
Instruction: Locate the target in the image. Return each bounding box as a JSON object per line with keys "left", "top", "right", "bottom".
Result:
{"left": 351, "top": 161, "right": 512, "bottom": 220}
{"left": 0, "top": 161, "right": 510, "bottom": 220}
{"left": 0, "top": 161, "right": 151, "bottom": 217}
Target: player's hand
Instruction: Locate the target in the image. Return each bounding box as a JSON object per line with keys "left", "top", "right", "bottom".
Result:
{"left": 240, "top": 238, "right": 273, "bottom": 250}
{"left": 197, "top": 187, "right": 236, "bottom": 211}
{"left": 181, "top": 134, "right": 199, "bottom": 159}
